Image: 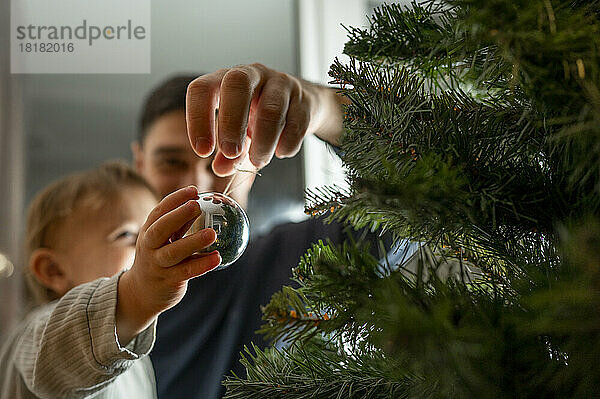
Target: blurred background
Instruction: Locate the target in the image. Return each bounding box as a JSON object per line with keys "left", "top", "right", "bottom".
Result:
{"left": 0, "top": 0, "right": 402, "bottom": 339}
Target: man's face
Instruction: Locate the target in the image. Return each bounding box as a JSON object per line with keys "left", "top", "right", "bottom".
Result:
{"left": 133, "top": 110, "right": 251, "bottom": 207}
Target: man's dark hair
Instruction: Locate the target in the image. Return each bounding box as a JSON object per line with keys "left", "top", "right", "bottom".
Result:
{"left": 138, "top": 74, "right": 200, "bottom": 144}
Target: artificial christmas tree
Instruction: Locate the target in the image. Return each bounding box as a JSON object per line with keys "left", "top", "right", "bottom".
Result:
{"left": 224, "top": 1, "right": 600, "bottom": 397}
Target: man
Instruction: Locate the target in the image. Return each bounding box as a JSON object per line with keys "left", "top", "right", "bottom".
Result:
{"left": 132, "top": 63, "right": 348, "bottom": 398}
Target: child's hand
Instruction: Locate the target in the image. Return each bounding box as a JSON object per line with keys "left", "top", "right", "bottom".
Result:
{"left": 116, "top": 186, "right": 221, "bottom": 345}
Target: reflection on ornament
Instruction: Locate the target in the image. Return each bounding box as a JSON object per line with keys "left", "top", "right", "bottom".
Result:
{"left": 185, "top": 192, "right": 250, "bottom": 270}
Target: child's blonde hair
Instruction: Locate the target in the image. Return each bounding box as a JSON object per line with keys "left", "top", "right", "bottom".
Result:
{"left": 25, "top": 161, "right": 156, "bottom": 304}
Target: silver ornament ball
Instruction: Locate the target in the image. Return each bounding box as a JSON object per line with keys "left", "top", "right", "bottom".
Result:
{"left": 186, "top": 192, "right": 250, "bottom": 270}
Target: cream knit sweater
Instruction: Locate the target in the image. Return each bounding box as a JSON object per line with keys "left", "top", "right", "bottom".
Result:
{"left": 0, "top": 272, "right": 157, "bottom": 399}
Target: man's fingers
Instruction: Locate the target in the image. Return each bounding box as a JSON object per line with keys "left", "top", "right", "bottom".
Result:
{"left": 275, "top": 92, "right": 310, "bottom": 159}
{"left": 211, "top": 151, "right": 237, "bottom": 177}
{"left": 187, "top": 70, "right": 227, "bottom": 157}
{"left": 170, "top": 217, "right": 197, "bottom": 242}
{"left": 187, "top": 64, "right": 316, "bottom": 174}
{"left": 217, "top": 64, "right": 264, "bottom": 159}
{"left": 143, "top": 186, "right": 198, "bottom": 230}
{"left": 155, "top": 228, "right": 217, "bottom": 266}
{"left": 211, "top": 136, "right": 251, "bottom": 177}
{"left": 145, "top": 200, "right": 201, "bottom": 249}
{"left": 172, "top": 251, "right": 221, "bottom": 281}
{"left": 248, "top": 76, "right": 291, "bottom": 168}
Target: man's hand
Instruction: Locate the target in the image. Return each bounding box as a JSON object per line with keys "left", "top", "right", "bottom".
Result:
{"left": 186, "top": 63, "right": 344, "bottom": 176}
{"left": 116, "top": 186, "right": 221, "bottom": 345}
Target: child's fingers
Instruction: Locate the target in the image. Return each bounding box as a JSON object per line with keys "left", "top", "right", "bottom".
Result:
{"left": 170, "top": 217, "right": 197, "bottom": 243}
{"left": 155, "top": 228, "right": 217, "bottom": 266}
{"left": 143, "top": 186, "right": 198, "bottom": 230}
{"left": 145, "top": 200, "right": 202, "bottom": 249}
{"left": 172, "top": 251, "right": 221, "bottom": 281}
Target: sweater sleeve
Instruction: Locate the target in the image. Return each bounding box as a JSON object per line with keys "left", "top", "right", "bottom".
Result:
{"left": 13, "top": 271, "right": 156, "bottom": 399}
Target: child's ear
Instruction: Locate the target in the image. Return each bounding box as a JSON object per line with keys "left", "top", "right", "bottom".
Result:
{"left": 29, "top": 248, "right": 70, "bottom": 297}
{"left": 131, "top": 141, "right": 144, "bottom": 173}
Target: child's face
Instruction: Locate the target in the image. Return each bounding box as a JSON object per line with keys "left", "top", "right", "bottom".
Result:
{"left": 52, "top": 186, "right": 157, "bottom": 292}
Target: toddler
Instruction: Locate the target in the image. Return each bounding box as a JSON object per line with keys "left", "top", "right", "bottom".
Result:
{"left": 0, "top": 162, "right": 220, "bottom": 398}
